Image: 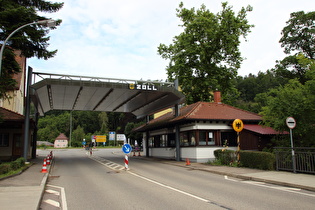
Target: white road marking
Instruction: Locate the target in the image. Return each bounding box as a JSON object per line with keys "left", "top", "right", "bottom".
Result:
{"left": 47, "top": 184, "right": 68, "bottom": 210}
{"left": 46, "top": 189, "right": 60, "bottom": 196}
{"left": 224, "top": 176, "right": 315, "bottom": 197}
{"left": 90, "top": 155, "right": 230, "bottom": 209}
{"left": 44, "top": 199, "right": 60, "bottom": 207}
{"left": 127, "top": 170, "right": 211, "bottom": 203}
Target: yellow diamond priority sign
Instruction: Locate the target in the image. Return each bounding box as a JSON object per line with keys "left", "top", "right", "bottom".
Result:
{"left": 233, "top": 119, "right": 244, "bottom": 133}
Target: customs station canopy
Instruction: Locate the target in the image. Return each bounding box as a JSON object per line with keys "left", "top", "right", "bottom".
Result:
{"left": 30, "top": 72, "right": 185, "bottom": 118}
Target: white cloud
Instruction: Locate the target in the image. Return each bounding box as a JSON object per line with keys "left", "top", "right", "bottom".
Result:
{"left": 29, "top": 0, "right": 315, "bottom": 80}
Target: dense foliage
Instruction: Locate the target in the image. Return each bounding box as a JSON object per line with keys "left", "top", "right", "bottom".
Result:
{"left": 0, "top": 0, "right": 63, "bottom": 99}
{"left": 158, "top": 2, "right": 253, "bottom": 104}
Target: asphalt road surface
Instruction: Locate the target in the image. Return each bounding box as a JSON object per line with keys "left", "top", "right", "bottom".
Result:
{"left": 39, "top": 149, "right": 315, "bottom": 210}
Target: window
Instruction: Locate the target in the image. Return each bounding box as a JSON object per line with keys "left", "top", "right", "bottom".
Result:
{"left": 0, "top": 133, "right": 9, "bottom": 147}
{"left": 198, "top": 131, "right": 216, "bottom": 146}
{"left": 208, "top": 132, "right": 215, "bottom": 145}
{"left": 160, "top": 135, "right": 167, "bottom": 147}
{"left": 199, "top": 131, "right": 207, "bottom": 145}
{"left": 180, "top": 132, "right": 189, "bottom": 146}
{"left": 189, "top": 132, "right": 196, "bottom": 146}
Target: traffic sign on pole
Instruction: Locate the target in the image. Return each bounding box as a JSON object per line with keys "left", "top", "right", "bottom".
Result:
{"left": 232, "top": 119, "right": 244, "bottom": 132}
{"left": 286, "top": 117, "right": 296, "bottom": 173}
{"left": 122, "top": 143, "right": 132, "bottom": 154}
{"left": 286, "top": 117, "right": 296, "bottom": 129}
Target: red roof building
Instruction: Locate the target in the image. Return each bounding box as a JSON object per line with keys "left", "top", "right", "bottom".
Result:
{"left": 135, "top": 92, "right": 286, "bottom": 162}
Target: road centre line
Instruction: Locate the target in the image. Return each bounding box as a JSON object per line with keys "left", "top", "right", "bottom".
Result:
{"left": 90, "top": 156, "right": 230, "bottom": 209}
{"left": 127, "top": 171, "right": 231, "bottom": 209}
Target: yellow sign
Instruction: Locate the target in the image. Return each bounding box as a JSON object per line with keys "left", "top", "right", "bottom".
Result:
{"left": 232, "top": 119, "right": 244, "bottom": 132}
{"left": 95, "top": 135, "right": 106, "bottom": 142}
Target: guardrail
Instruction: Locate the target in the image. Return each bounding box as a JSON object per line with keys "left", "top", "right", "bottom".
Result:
{"left": 275, "top": 147, "right": 315, "bottom": 174}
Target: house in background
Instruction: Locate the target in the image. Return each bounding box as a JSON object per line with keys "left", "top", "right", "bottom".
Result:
{"left": 54, "top": 133, "right": 68, "bottom": 148}
{"left": 135, "top": 91, "right": 286, "bottom": 162}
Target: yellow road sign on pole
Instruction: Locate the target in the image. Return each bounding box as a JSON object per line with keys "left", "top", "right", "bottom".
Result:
{"left": 232, "top": 119, "right": 244, "bottom": 132}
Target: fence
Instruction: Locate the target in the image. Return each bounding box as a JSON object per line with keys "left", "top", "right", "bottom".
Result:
{"left": 275, "top": 147, "right": 315, "bottom": 174}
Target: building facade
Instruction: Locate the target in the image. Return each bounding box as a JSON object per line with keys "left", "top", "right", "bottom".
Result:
{"left": 136, "top": 92, "right": 285, "bottom": 162}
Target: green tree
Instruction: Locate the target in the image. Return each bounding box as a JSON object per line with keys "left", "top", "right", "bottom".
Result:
{"left": 274, "top": 11, "right": 315, "bottom": 84}
{"left": 260, "top": 79, "right": 315, "bottom": 147}
{"left": 0, "top": 0, "right": 63, "bottom": 99}
{"left": 158, "top": 2, "right": 253, "bottom": 104}
{"left": 71, "top": 125, "right": 85, "bottom": 147}
{"left": 98, "top": 112, "right": 108, "bottom": 134}
{"left": 279, "top": 11, "right": 315, "bottom": 59}
{"left": 37, "top": 123, "right": 59, "bottom": 143}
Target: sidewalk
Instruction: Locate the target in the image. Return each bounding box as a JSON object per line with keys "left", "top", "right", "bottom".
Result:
{"left": 0, "top": 153, "right": 50, "bottom": 210}
{"left": 0, "top": 153, "right": 314, "bottom": 210}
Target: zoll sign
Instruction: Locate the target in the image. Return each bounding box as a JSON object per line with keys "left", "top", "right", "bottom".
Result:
{"left": 129, "top": 83, "right": 157, "bottom": 91}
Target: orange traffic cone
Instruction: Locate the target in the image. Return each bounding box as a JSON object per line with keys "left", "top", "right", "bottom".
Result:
{"left": 41, "top": 158, "right": 48, "bottom": 173}
{"left": 186, "top": 158, "right": 191, "bottom": 166}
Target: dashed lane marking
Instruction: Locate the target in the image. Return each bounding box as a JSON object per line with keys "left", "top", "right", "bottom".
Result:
{"left": 46, "top": 189, "right": 60, "bottom": 196}
{"left": 89, "top": 156, "right": 125, "bottom": 171}
{"left": 44, "top": 199, "right": 60, "bottom": 208}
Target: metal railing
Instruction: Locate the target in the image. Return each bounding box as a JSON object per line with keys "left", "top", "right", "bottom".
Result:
{"left": 275, "top": 147, "right": 315, "bottom": 174}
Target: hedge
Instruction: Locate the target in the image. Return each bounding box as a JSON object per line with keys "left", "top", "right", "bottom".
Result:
{"left": 213, "top": 149, "right": 276, "bottom": 170}
{"left": 240, "top": 150, "right": 275, "bottom": 170}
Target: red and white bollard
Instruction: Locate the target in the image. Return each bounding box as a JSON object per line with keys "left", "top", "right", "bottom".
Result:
{"left": 124, "top": 155, "right": 129, "bottom": 170}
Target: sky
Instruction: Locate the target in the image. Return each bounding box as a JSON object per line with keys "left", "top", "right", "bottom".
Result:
{"left": 28, "top": 0, "right": 315, "bottom": 81}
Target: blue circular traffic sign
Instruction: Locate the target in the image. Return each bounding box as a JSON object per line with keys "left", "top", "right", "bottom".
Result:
{"left": 122, "top": 143, "right": 132, "bottom": 154}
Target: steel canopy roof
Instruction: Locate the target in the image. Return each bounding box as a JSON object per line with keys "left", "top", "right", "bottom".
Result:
{"left": 30, "top": 72, "right": 185, "bottom": 118}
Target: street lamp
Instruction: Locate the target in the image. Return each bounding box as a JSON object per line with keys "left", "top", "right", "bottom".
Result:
{"left": 0, "top": 19, "right": 57, "bottom": 75}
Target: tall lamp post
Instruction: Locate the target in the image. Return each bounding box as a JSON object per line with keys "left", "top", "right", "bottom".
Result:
{"left": 0, "top": 19, "right": 56, "bottom": 160}
{"left": 0, "top": 19, "right": 56, "bottom": 75}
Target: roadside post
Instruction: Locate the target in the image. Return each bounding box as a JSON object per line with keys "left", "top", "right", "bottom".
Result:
{"left": 232, "top": 119, "right": 244, "bottom": 164}
{"left": 286, "top": 117, "right": 297, "bottom": 173}
{"left": 122, "top": 143, "right": 132, "bottom": 170}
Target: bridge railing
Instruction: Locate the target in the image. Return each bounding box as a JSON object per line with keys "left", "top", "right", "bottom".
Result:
{"left": 275, "top": 147, "right": 315, "bottom": 174}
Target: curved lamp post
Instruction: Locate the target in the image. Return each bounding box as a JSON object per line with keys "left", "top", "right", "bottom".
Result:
{"left": 0, "top": 19, "right": 56, "bottom": 75}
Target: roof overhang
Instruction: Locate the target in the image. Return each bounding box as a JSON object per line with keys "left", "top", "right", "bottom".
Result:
{"left": 30, "top": 72, "right": 185, "bottom": 118}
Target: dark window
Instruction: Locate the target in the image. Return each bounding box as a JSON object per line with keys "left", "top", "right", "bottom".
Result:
{"left": 0, "top": 133, "right": 9, "bottom": 147}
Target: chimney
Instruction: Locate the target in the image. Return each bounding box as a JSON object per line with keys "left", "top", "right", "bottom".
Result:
{"left": 214, "top": 91, "right": 221, "bottom": 104}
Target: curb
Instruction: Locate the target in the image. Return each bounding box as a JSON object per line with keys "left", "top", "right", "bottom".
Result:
{"left": 36, "top": 156, "right": 54, "bottom": 210}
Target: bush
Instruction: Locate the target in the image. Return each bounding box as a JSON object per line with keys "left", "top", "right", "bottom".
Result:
{"left": 240, "top": 150, "right": 275, "bottom": 170}
{"left": 0, "top": 164, "right": 10, "bottom": 175}
{"left": 16, "top": 157, "right": 25, "bottom": 167}
{"left": 10, "top": 161, "right": 20, "bottom": 171}
{"left": 214, "top": 149, "right": 237, "bottom": 165}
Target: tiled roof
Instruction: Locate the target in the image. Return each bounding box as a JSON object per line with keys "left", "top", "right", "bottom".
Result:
{"left": 0, "top": 107, "right": 24, "bottom": 121}
{"left": 171, "top": 102, "right": 262, "bottom": 121}
{"left": 55, "top": 133, "right": 68, "bottom": 140}
{"left": 136, "top": 101, "right": 262, "bottom": 131}
{"left": 244, "top": 124, "right": 289, "bottom": 135}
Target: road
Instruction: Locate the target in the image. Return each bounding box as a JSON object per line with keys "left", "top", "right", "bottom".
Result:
{"left": 39, "top": 149, "right": 315, "bottom": 210}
